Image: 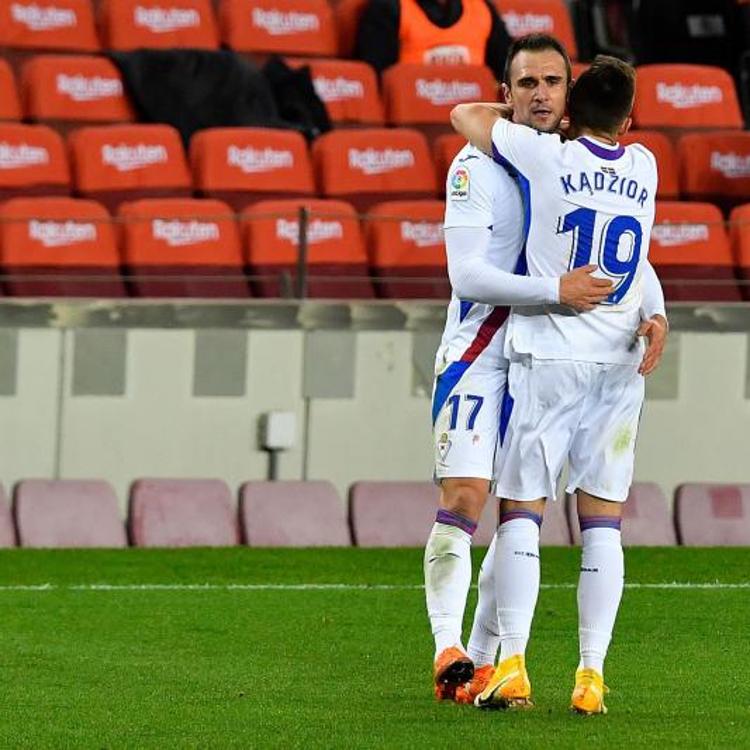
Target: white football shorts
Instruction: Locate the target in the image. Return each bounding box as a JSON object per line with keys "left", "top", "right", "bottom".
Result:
{"left": 432, "top": 354, "right": 508, "bottom": 482}
{"left": 495, "top": 357, "right": 645, "bottom": 502}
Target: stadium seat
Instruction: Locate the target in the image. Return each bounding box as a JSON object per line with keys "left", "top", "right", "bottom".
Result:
{"left": 433, "top": 133, "right": 466, "bottom": 190}
{"left": 21, "top": 55, "right": 134, "bottom": 128}
{"left": 0, "top": 123, "right": 70, "bottom": 199}
{"left": 382, "top": 63, "right": 497, "bottom": 134}
{"left": 348, "top": 481, "right": 497, "bottom": 547}
{"left": 633, "top": 65, "right": 744, "bottom": 131}
{"left": 566, "top": 483, "right": 677, "bottom": 546}
{"left": 0, "top": 59, "right": 21, "bottom": 120}
{"left": 540, "top": 495, "right": 572, "bottom": 545}
{"left": 730, "top": 203, "right": 750, "bottom": 301}
{"left": 497, "top": 0, "right": 579, "bottom": 60}
{"left": 242, "top": 198, "right": 373, "bottom": 298}
{"left": 312, "top": 128, "right": 436, "bottom": 212}
{"left": 620, "top": 130, "right": 679, "bottom": 199}
{"left": 191, "top": 127, "right": 314, "bottom": 211}
{"left": 240, "top": 480, "right": 350, "bottom": 546}
{"left": 0, "top": 0, "right": 99, "bottom": 53}
{"left": 0, "top": 484, "right": 16, "bottom": 547}
{"left": 334, "top": 0, "right": 367, "bottom": 58}
{"left": 364, "top": 200, "right": 448, "bottom": 299}
{"left": 13, "top": 479, "right": 126, "bottom": 548}
{"left": 0, "top": 197, "right": 125, "bottom": 297}
{"left": 118, "top": 198, "right": 249, "bottom": 298}
{"left": 649, "top": 201, "right": 741, "bottom": 302}
{"left": 100, "top": 0, "right": 219, "bottom": 50}
{"left": 129, "top": 478, "right": 240, "bottom": 547}
{"left": 69, "top": 124, "right": 191, "bottom": 212}
{"left": 287, "top": 58, "right": 384, "bottom": 126}
{"left": 677, "top": 131, "right": 750, "bottom": 212}
{"left": 219, "top": 0, "right": 337, "bottom": 57}
{"left": 675, "top": 483, "right": 750, "bottom": 546}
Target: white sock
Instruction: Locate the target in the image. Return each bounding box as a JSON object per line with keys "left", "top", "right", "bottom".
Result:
{"left": 424, "top": 521, "right": 472, "bottom": 657}
{"left": 577, "top": 526, "right": 624, "bottom": 675}
{"left": 466, "top": 536, "right": 500, "bottom": 667}
{"left": 494, "top": 517, "right": 541, "bottom": 661}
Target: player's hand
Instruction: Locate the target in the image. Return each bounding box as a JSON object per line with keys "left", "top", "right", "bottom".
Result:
{"left": 637, "top": 314, "right": 668, "bottom": 376}
{"left": 559, "top": 265, "right": 613, "bottom": 311}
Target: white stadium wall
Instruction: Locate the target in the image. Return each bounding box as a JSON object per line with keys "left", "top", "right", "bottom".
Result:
{"left": 0, "top": 301, "right": 748, "bottom": 508}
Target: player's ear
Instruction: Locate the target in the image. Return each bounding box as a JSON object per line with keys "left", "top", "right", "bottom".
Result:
{"left": 501, "top": 82, "right": 512, "bottom": 105}
{"left": 617, "top": 117, "right": 632, "bottom": 137}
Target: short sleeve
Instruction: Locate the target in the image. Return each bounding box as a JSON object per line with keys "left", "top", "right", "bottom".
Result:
{"left": 444, "top": 148, "right": 497, "bottom": 229}
{"left": 489, "top": 118, "right": 557, "bottom": 178}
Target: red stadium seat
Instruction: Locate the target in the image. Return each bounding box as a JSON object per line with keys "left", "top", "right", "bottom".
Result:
{"left": 287, "top": 58, "right": 384, "bottom": 125}
{"left": 21, "top": 55, "right": 134, "bottom": 127}
{"left": 620, "top": 130, "right": 679, "bottom": 200}
{"left": 0, "top": 484, "right": 16, "bottom": 547}
{"left": 567, "top": 483, "right": 676, "bottom": 546}
{"left": 118, "top": 198, "right": 249, "bottom": 298}
{"left": 633, "top": 65, "right": 743, "bottom": 131}
{"left": 675, "top": 483, "right": 750, "bottom": 546}
{"left": 14, "top": 479, "right": 126, "bottom": 548}
{"left": 242, "top": 198, "right": 373, "bottom": 298}
{"left": 0, "top": 123, "right": 69, "bottom": 199}
{"left": 677, "top": 131, "right": 750, "bottom": 211}
{"left": 0, "top": 197, "right": 125, "bottom": 297}
{"left": 348, "top": 481, "right": 497, "bottom": 547}
{"left": 649, "top": 201, "right": 740, "bottom": 302}
{"left": 0, "top": 0, "right": 99, "bottom": 53}
{"left": 496, "top": 0, "right": 578, "bottom": 60}
{"left": 69, "top": 124, "right": 191, "bottom": 212}
{"left": 0, "top": 59, "right": 21, "bottom": 120}
{"left": 729, "top": 203, "right": 750, "bottom": 302}
{"left": 364, "top": 200, "right": 448, "bottom": 299}
{"left": 240, "top": 481, "right": 350, "bottom": 546}
{"left": 219, "top": 0, "right": 337, "bottom": 57}
{"left": 100, "top": 0, "right": 219, "bottom": 50}
{"left": 334, "top": 0, "right": 367, "bottom": 58}
{"left": 129, "top": 478, "right": 240, "bottom": 547}
{"left": 312, "top": 128, "right": 436, "bottom": 212}
{"left": 191, "top": 127, "right": 314, "bottom": 210}
{"left": 433, "top": 133, "right": 466, "bottom": 191}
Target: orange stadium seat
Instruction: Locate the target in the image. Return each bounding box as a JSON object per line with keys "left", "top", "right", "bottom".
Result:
{"left": 633, "top": 65, "right": 744, "bottom": 131}
{"left": 0, "top": 59, "right": 21, "bottom": 120}
{"left": 118, "top": 198, "right": 249, "bottom": 298}
{"left": 219, "top": 0, "right": 337, "bottom": 57}
{"left": 729, "top": 203, "right": 750, "bottom": 302}
{"left": 382, "top": 63, "right": 497, "bottom": 136}
{"left": 364, "top": 200, "right": 448, "bottom": 299}
{"left": 496, "top": 0, "right": 578, "bottom": 60}
{"left": 334, "top": 0, "right": 367, "bottom": 58}
{"left": 0, "top": 0, "right": 99, "bottom": 53}
{"left": 191, "top": 127, "right": 314, "bottom": 210}
{"left": 0, "top": 123, "right": 69, "bottom": 199}
{"left": 677, "top": 131, "right": 750, "bottom": 211}
{"left": 242, "top": 198, "right": 373, "bottom": 298}
{"left": 69, "top": 124, "right": 191, "bottom": 212}
{"left": 620, "top": 130, "right": 679, "bottom": 200}
{"left": 100, "top": 0, "right": 219, "bottom": 50}
{"left": 312, "top": 128, "right": 436, "bottom": 212}
{"left": 433, "top": 133, "right": 466, "bottom": 190}
{"left": 21, "top": 55, "right": 134, "bottom": 128}
{"left": 0, "top": 197, "right": 125, "bottom": 297}
{"left": 649, "top": 201, "right": 740, "bottom": 302}
{"left": 287, "top": 58, "right": 384, "bottom": 126}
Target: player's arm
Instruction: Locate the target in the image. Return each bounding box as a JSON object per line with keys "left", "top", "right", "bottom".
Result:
{"left": 636, "top": 261, "right": 668, "bottom": 376}
{"left": 449, "top": 103, "right": 511, "bottom": 157}
{"left": 446, "top": 227, "right": 612, "bottom": 311}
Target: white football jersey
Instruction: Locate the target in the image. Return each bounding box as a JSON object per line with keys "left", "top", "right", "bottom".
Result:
{"left": 489, "top": 118, "right": 658, "bottom": 365}
{"left": 440, "top": 143, "right": 526, "bottom": 368}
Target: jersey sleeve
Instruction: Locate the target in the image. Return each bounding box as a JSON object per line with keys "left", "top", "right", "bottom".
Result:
{"left": 443, "top": 148, "right": 497, "bottom": 229}
{"left": 489, "top": 117, "right": 557, "bottom": 179}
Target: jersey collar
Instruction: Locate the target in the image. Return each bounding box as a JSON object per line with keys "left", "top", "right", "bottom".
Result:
{"left": 578, "top": 137, "right": 625, "bottom": 161}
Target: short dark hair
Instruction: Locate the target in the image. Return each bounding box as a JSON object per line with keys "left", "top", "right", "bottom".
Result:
{"left": 502, "top": 34, "right": 572, "bottom": 86}
{"left": 568, "top": 55, "right": 636, "bottom": 135}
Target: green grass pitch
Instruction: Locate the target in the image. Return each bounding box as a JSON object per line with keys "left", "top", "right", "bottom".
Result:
{"left": 0, "top": 547, "right": 748, "bottom": 749}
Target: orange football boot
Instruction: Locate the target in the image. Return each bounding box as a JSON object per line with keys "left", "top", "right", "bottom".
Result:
{"left": 570, "top": 668, "right": 609, "bottom": 715}
{"left": 433, "top": 647, "right": 474, "bottom": 701}
{"left": 455, "top": 664, "right": 495, "bottom": 704}
{"left": 474, "top": 655, "right": 533, "bottom": 709}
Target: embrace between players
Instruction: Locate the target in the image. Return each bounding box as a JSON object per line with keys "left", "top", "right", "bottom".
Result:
{"left": 425, "top": 34, "right": 668, "bottom": 715}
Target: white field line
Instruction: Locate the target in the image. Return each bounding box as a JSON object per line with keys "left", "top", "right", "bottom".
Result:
{"left": 0, "top": 582, "right": 746, "bottom": 592}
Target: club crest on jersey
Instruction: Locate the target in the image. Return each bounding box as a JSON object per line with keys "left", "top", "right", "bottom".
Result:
{"left": 437, "top": 432, "right": 452, "bottom": 460}
{"left": 449, "top": 166, "right": 470, "bottom": 201}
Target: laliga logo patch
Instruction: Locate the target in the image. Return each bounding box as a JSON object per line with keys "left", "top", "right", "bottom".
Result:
{"left": 449, "top": 166, "right": 470, "bottom": 201}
